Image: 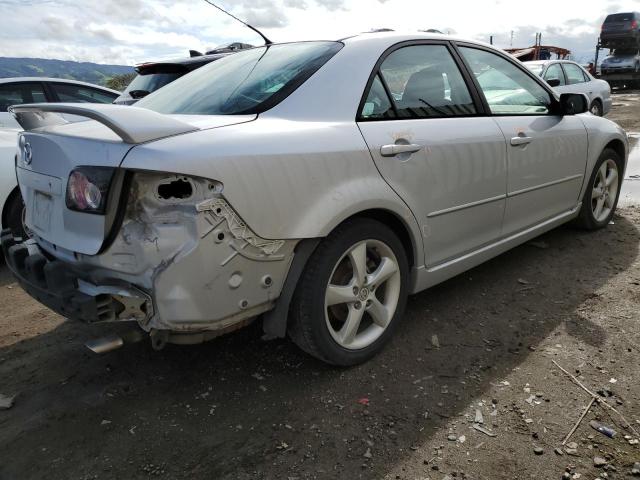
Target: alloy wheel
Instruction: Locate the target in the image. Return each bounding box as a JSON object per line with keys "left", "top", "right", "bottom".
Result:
{"left": 591, "top": 158, "right": 619, "bottom": 223}
{"left": 324, "top": 239, "right": 401, "bottom": 350}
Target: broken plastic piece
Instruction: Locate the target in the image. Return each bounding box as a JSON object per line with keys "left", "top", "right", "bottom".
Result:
{"left": 589, "top": 420, "right": 617, "bottom": 438}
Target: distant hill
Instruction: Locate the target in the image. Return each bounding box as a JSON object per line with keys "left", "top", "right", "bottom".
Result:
{"left": 0, "top": 57, "right": 134, "bottom": 87}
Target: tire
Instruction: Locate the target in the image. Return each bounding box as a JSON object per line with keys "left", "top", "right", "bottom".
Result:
{"left": 4, "top": 191, "right": 28, "bottom": 239}
{"left": 288, "top": 218, "right": 409, "bottom": 366}
{"left": 575, "top": 148, "right": 623, "bottom": 230}
{"left": 589, "top": 100, "right": 603, "bottom": 117}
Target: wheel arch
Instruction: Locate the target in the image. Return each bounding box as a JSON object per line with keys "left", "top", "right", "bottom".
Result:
{"left": 604, "top": 138, "right": 626, "bottom": 168}
{"left": 262, "top": 207, "right": 422, "bottom": 339}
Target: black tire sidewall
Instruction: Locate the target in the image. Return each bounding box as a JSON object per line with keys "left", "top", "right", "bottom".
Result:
{"left": 579, "top": 148, "right": 623, "bottom": 229}
{"left": 590, "top": 100, "right": 603, "bottom": 116}
{"left": 293, "top": 219, "right": 409, "bottom": 366}
{"left": 5, "top": 193, "right": 26, "bottom": 238}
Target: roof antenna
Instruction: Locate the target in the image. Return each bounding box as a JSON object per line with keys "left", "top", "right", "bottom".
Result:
{"left": 202, "top": 0, "right": 273, "bottom": 45}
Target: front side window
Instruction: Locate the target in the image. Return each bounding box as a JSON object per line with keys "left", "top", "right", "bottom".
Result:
{"left": 364, "top": 44, "right": 476, "bottom": 119}
{"left": 544, "top": 63, "right": 566, "bottom": 85}
{"left": 50, "top": 84, "right": 118, "bottom": 103}
{"left": 460, "top": 47, "right": 552, "bottom": 115}
{"left": 0, "top": 82, "right": 46, "bottom": 111}
{"left": 138, "top": 41, "right": 343, "bottom": 115}
{"left": 563, "top": 64, "right": 587, "bottom": 85}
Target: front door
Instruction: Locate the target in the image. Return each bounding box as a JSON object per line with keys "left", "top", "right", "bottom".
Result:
{"left": 357, "top": 43, "right": 507, "bottom": 267}
{"left": 458, "top": 46, "right": 588, "bottom": 235}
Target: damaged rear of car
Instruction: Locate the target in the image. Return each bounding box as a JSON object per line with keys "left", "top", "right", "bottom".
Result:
{"left": 3, "top": 41, "right": 352, "bottom": 351}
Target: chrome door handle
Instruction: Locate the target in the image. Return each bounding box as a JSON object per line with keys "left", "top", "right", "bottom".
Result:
{"left": 380, "top": 143, "right": 422, "bottom": 157}
{"left": 510, "top": 136, "right": 533, "bottom": 146}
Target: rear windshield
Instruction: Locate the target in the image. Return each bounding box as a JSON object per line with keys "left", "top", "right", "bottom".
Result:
{"left": 137, "top": 41, "right": 343, "bottom": 115}
{"left": 605, "top": 13, "right": 635, "bottom": 22}
{"left": 124, "top": 72, "right": 182, "bottom": 96}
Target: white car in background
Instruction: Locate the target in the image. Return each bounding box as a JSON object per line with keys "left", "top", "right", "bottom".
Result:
{"left": 0, "top": 78, "right": 119, "bottom": 237}
{"left": 525, "top": 60, "right": 612, "bottom": 116}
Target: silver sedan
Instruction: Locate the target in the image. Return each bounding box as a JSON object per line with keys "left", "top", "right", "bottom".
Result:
{"left": 525, "top": 60, "right": 613, "bottom": 116}
{"left": 4, "top": 33, "right": 628, "bottom": 366}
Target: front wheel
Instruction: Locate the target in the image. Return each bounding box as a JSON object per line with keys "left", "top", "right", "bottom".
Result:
{"left": 288, "top": 218, "right": 409, "bottom": 366}
{"left": 575, "top": 148, "right": 623, "bottom": 230}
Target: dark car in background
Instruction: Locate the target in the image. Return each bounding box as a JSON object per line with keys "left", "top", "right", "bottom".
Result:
{"left": 601, "top": 12, "right": 640, "bottom": 48}
{"left": 114, "top": 43, "right": 254, "bottom": 105}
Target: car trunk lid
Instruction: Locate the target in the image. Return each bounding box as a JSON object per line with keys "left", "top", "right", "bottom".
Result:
{"left": 11, "top": 103, "right": 255, "bottom": 255}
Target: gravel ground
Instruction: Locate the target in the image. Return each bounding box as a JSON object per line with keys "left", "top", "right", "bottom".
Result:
{"left": 1, "top": 92, "right": 639, "bottom": 480}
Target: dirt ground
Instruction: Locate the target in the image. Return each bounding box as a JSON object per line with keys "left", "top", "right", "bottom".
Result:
{"left": 1, "top": 94, "right": 640, "bottom": 480}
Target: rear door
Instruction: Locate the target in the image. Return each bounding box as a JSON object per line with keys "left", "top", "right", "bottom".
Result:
{"left": 357, "top": 42, "right": 507, "bottom": 267}
{"left": 457, "top": 45, "right": 588, "bottom": 235}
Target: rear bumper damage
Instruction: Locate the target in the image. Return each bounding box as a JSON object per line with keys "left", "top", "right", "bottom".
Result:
{"left": 3, "top": 171, "right": 298, "bottom": 341}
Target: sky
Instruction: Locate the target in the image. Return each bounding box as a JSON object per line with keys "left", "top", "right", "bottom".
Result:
{"left": 0, "top": 0, "right": 639, "bottom": 65}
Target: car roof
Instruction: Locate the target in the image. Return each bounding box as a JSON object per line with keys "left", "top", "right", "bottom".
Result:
{"left": 0, "top": 77, "right": 120, "bottom": 94}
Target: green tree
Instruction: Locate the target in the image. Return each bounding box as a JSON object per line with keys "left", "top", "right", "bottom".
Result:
{"left": 105, "top": 72, "right": 136, "bottom": 92}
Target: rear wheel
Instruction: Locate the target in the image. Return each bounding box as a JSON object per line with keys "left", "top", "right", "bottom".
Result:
{"left": 289, "top": 218, "right": 409, "bottom": 366}
{"left": 575, "top": 148, "right": 623, "bottom": 230}
{"left": 4, "top": 191, "right": 28, "bottom": 239}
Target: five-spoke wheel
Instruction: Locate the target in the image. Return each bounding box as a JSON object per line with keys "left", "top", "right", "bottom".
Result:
{"left": 289, "top": 218, "right": 408, "bottom": 366}
{"left": 576, "top": 148, "right": 623, "bottom": 229}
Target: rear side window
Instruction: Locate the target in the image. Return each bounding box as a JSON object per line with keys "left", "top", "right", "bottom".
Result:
{"left": 460, "top": 47, "right": 552, "bottom": 115}
{"left": 0, "top": 82, "right": 46, "bottom": 111}
{"left": 50, "top": 84, "right": 117, "bottom": 103}
{"left": 544, "top": 64, "right": 566, "bottom": 85}
{"left": 359, "top": 44, "right": 476, "bottom": 120}
{"left": 563, "top": 64, "right": 587, "bottom": 85}
{"left": 138, "top": 42, "right": 343, "bottom": 115}
{"left": 361, "top": 75, "right": 395, "bottom": 119}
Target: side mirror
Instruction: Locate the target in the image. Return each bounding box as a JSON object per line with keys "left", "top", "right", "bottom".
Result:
{"left": 559, "top": 93, "right": 589, "bottom": 115}
{"left": 547, "top": 78, "right": 561, "bottom": 87}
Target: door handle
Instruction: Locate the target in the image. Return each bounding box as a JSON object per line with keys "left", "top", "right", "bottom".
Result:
{"left": 510, "top": 136, "right": 533, "bottom": 146}
{"left": 380, "top": 143, "right": 422, "bottom": 157}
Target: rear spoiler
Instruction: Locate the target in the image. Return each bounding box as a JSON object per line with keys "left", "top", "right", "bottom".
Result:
{"left": 9, "top": 103, "right": 199, "bottom": 144}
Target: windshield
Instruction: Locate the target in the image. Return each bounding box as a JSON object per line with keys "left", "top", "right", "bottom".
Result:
{"left": 525, "top": 64, "right": 544, "bottom": 75}
{"left": 123, "top": 72, "right": 182, "bottom": 96}
{"left": 137, "top": 41, "right": 343, "bottom": 115}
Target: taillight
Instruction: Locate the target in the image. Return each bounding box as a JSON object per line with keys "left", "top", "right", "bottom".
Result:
{"left": 632, "top": 20, "right": 638, "bottom": 29}
{"left": 66, "top": 167, "right": 115, "bottom": 214}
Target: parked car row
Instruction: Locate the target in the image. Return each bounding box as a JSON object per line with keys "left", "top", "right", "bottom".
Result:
{"left": 524, "top": 60, "right": 612, "bottom": 116}
{"left": 2, "top": 32, "right": 627, "bottom": 366}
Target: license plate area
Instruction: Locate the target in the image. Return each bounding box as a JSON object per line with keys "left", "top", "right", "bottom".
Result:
{"left": 33, "top": 191, "right": 53, "bottom": 233}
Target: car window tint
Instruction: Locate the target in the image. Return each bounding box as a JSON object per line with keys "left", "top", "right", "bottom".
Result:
{"left": 563, "top": 64, "right": 586, "bottom": 85}
{"left": 375, "top": 45, "right": 476, "bottom": 119}
{"left": 460, "top": 47, "right": 551, "bottom": 115}
{"left": 544, "top": 64, "right": 566, "bottom": 86}
{"left": 138, "top": 42, "right": 343, "bottom": 115}
{"left": 360, "top": 74, "right": 395, "bottom": 119}
{"left": 50, "top": 84, "right": 117, "bottom": 103}
{"left": 0, "top": 82, "right": 46, "bottom": 111}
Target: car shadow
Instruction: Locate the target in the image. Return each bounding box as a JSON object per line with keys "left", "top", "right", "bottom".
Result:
{"left": 0, "top": 214, "right": 637, "bottom": 480}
